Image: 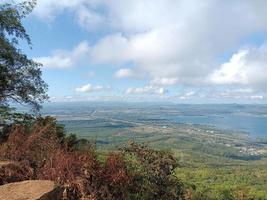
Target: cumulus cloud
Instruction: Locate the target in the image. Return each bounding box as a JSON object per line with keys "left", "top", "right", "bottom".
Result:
{"left": 35, "top": 41, "right": 90, "bottom": 69}
{"left": 31, "top": 0, "right": 108, "bottom": 30}
{"left": 32, "top": 0, "right": 87, "bottom": 20}
{"left": 72, "top": 0, "right": 267, "bottom": 87}
{"left": 75, "top": 83, "right": 111, "bottom": 93}
{"left": 76, "top": 6, "right": 107, "bottom": 31}
{"left": 250, "top": 95, "right": 264, "bottom": 100}
{"left": 150, "top": 78, "right": 178, "bottom": 86}
{"left": 125, "top": 85, "right": 167, "bottom": 95}
{"left": 31, "top": 0, "right": 267, "bottom": 99}
{"left": 210, "top": 43, "right": 267, "bottom": 92}
{"left": 210, "top": 50, "right": 249, "bottom": 85}
{"left": 35, "top": 54, "right": 73, "bottom": 69}
{"left": 179, "top": 91, "right": 195, "bottom": 100}
{"left": 114, "top": 68, "right": 135, "bottom": 78}
{"left": 50, "top": 94, "right": 125, "bottom": 102}
{"left": 199, "top": 87, "right": 265, "bottom": 101}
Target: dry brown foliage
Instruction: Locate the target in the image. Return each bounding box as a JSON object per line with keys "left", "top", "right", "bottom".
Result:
{"left": 0, "top": 161, "right": 34, "bottom": 185}
{"left": 0, "top": 117, "right": 133, "bottom": 200}
{"left": 0, "top": 117, "right": 63, "bottom": 168}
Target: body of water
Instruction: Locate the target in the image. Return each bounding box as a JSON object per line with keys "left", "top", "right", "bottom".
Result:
{"left": 39, "top": 103, "right": 267, "bottom": 138}
{"left": 167, "top": 113, "right": 267, "bottom": 138}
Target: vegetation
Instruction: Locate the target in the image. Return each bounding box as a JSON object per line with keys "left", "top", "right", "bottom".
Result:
{"left": 0, "top": 116, "right": 262, "bottom": 199}
{"left": 0, "top": 1, "right": 266, "bottom": 200}
{"left": 0, "top": 116, "right": 186, "bottom": 199}
{"left": 59, "top": 112, "right": 267, "bottom": 199}
{"left": 0, "top": 0, "right": 48, "bottom": 112}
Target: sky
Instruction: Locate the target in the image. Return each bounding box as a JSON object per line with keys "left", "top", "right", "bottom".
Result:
{"left": 14, "top": 0, "right": 267, "bottom": 103}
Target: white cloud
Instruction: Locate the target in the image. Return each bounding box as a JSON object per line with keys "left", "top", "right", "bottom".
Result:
{"left": 35, "top": 41, "right": 90, "bottom": 69}
{"left": 32, "top": 0, "right": 108, "bottom": 30}
{"left": 80, "top": 0, "right": 267, "bottom": 85}
{"left": 250, "top": 95, "right": 264, "bottom": 100}
{"left": 235, "top": 88, "right": 254, "bottom": 93}
{"left": 76, "top": 6, "right": 106, "bottom": 31}
{"left": 150, "top": 78, "right": 178, "bottom": 86}
{"left": 200, "top": 87, "right": 265, "bottom": 101}
{"left": 210, "top": 43, "right": 267, "bottom": 92}
{"left": 157, "top": 87, "right": 167, "bottom": 95}
{"left": 89, "top": 33, "right": 129, "bottom": 64}
{"left": 179, "top": 91, "right": 195, "bottom": 100}
{"left": 114, "top": 68, "right": 135, "bottom": 78}
{"left": 49, "top": 95, "right": 76, "bottom": 102}
{"left": 50, "top": 94, "right": 124, "bottom": 102}
{"left": 75, "top": 83, "right": 111, "bottom": 93}
{"left": 125, "top": 85, "right": 167, "bottom": 95}
{"left": 32, "top": 0, "right": 86, "bottom": 20}
{"left": 35, "top": 54, "right": 73, "bottom": 69}
{"left": 210, "top": 50, "right": 248, "bottom": 85}
{"left": 75, "top": 84, "right": 93, "bottom": 92}
{"left": 32, "top": 0, "right": 267, "bottom": 98}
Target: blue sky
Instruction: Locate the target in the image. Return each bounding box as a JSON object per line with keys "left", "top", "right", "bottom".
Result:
{"left": 17, "top": 0, "right": 267, "bottom": 103}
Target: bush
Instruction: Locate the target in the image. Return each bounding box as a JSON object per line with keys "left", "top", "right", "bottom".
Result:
{"left": 0, "top": 161, "right": 33, "bottom": 185}
{"left": 123, "top": 142, "right": 185, "bottom": 200}
{"left": 0, "top": 117, "right": 65, "bottom": 168}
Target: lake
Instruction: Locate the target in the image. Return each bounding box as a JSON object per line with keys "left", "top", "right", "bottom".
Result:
{"left": 40, "top": 103, "right": 267, "bottom": 138}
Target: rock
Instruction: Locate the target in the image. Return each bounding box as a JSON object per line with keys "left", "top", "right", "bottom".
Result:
{"left": 0, "top": 180, "right": 63, "bottom": 200}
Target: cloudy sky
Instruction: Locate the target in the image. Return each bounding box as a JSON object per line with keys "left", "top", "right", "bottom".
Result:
{"left": 18, "top": 0, "right": 267, "bottom": 103}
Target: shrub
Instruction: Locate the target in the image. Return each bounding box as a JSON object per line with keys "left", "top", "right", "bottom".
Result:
{"left": 0, "top": 161, "right": 34, "bottom": 185}
{"left": 123, "top": 142, "right": 185, "bottom": 200}
{"left": 0, "top": 117, "right": 70, "bottom": 167}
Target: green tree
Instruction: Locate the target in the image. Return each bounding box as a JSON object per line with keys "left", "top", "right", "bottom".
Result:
{"left": 0, "top": 0, "right": 48, "bottom": 112}
{"left": 123, "top": 142, "right": 185, "bottom": 200}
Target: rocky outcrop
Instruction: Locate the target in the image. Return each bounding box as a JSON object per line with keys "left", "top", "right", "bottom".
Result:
{"left": 0, "top": 180, "right": 63, "bottom": 200}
